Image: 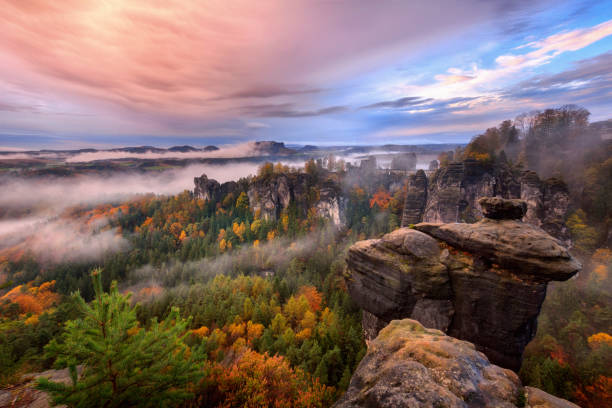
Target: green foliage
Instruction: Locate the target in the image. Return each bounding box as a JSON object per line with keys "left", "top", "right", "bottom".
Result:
{"left": 36, "top": 269, "right": 204, "bottom": 408}
{"left": 567, "top": 210, "right": 598, "bottom": 252}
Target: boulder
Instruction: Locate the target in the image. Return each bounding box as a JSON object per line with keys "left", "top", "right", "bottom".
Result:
{"left": 335, "top": 319, "right": 579, "bottom": 408}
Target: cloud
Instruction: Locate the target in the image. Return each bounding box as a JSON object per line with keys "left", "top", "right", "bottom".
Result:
{"left": 245, "top": 122, "right": 270, "bottom": 129}
{"left": 361, "top": 97, "right": 433, "bottom": 110}
{"left": 222, "top": 86, "right": 322, "bottom": 99}
{"left": 0, "top": 157, "right": 276, "bottom": 263}
{"left": 0, "top": 162, "right": 262, "bottom": 216}
{"left": 0, "top": 0, "right": 550, "bottom": 139}
{"left": 0, "top": 216, "right": 129, "bottom": 264}
{"left": 240, "top": 103, "right": 348, "bottom": 118}
{"left": 499, "top": 19, "right": 612, "bottom": 68}
{"left": 508, "top": 51, "right": 612, "bottom": 101}
{"left": 124, "top": 225, "right": 340, "bottom": 290}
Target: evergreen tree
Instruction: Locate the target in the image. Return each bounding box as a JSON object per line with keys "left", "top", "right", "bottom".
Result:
{"left": 36, "top": 269, "right": 204, "bottom": 408}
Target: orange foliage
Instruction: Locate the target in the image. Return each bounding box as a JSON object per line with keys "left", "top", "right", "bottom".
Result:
{"left": 587, "top": 332, "right": 612, "bottom": 348}
{"left": 1, "top": 280, "right": 59, "bottom": 316}
{"left": 298, "top": 286, "right": 323, "bottom": 313}
{"left": 592, "top": 248, "right": 612, "bottom": 265}
{"left": 208, "top": 349, "right": 334, "bottom": 408}
{"left": 369, "top": 189, "right": 391, "bottom": 209}
{"left": 593, "top": 265, "right": 608, "bottom": 281}
{"left": 136, "top": 285, "right": 163, "bottom": 299}
{"left": 191, "top": 326, "right": 210, "bottom": 338}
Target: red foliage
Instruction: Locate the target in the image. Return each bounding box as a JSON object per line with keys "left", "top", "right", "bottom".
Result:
{"left": 369, "top": 189, "right": 391, "bottom": 209}
{"left": 574, "top": 376, "right": 612, "bottom": 408}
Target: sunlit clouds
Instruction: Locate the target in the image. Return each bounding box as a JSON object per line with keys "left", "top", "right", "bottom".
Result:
{"left": 0, "top": 0, "right": 611, "bottom": 147}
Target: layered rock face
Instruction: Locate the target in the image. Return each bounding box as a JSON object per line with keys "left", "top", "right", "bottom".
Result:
{"left": 345, "top": 197, "right": 580, "bottom": 371}
{"left": 407, "top": 159, "right": 569, "bottom": 241}
{"left": 247, "top": 174, "right": 292, "bottom": 220}
{"left": 521, "top": 171, "right": 571, "bottom": 244}
{"left": 195, "top": 172, "right": 344, "bottom": 226}
{"left": 401, "top": 169, "right": 428, "bottom": 227}
{"left": 247, "top": 173, "right": 344, "bottom": 224}
{"left": 335, "top": 319, "right": 580, "bottom": 408}
{"left": 194, "top": 174, "right": 238, "bottom": 202}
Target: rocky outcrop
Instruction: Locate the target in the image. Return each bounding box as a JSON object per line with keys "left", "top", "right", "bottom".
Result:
{"left": 421, "top": 159, "right": 520, "bottom": 224}
{"left": 193, "top": 174, "right": 238, "bottom": 202}
{"left": 0, "top": 368, "right": 80, "bottom": 408}
{"left": 194, "top": 174, "right": 221, "bottom": 201}
{"left": 247, "top": 173, "right": 344, "bottom": 223}
{"left": 194, "top": 172, "right": 344, "bottom": 225}
{"left": 521, "top": 171, "right": 570, "bottom": 244}
{"left": 247, "top": 175, "right": 292, "bottom": 220}
{"left": 403, "top": 159, "right": 570, "bottom": 242}
{"left": 401, "top": 170, "right": 428, "bottom": 227}
{"left": 315, "top": 180, "right": 343, "bottom": 226}
{"left": 345, "top": 197, "right": 580, "bottom": 371}
{"left": 335, "top": 319, "right": 580, "bottom": 408}
{"left": 252, "top": 141, "right": 295, "bottom": 155}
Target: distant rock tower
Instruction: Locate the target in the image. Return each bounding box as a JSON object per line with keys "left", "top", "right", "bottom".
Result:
{"left": 400, "top": 170, "right": 428, "bottom": 227}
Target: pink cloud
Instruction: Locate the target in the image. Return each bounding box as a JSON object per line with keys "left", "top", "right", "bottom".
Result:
{"left": 0, "top": 0, "right": 520, "bottom": 136}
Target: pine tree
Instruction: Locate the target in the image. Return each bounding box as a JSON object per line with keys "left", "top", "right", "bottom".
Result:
{"left": 36, "top": 268, "right": 204, "bottom": 408}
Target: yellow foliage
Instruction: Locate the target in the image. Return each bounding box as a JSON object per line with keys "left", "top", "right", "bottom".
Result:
{"left": 296, "top": 328, "right": 312, "bottom": 341}
{"left": 246, "top": 321, "right": 264, "bottom": 343}
{"left": 219, "top": 239, "right": 227, "bottom": 252}
{"left": 267, "top": 230, "right": 275, "bottom": 241}
{"left": 191, "top": 326, "right": 210, "bottom": 338}
{"left": 253, "top": 240, "right": 260, "bottom": 248}
{"left": 25, "top": 314, "right": 39, "bottom": 325}
{"left": 127, "top": 326, "right": 141, "bottom": 336}
{"left": 588, "top": 332, "right": 612, "bottom": 348}
{"left": 233, "top": 222, "right": 246, "bottom": 241}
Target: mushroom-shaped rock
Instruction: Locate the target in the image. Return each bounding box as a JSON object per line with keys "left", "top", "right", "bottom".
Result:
{"left": 344, "top": 197, "right": 581, "bottom": 371}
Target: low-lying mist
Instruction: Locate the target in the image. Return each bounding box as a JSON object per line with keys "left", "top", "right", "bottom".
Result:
{"left": 0, "top": 162, "right": 265, "bottom": 264}
{"left": 123, "top": 226, "right": 341, "bottom": 300}
{"left": 64, "top": 142, "right": 264, "bottom": 163}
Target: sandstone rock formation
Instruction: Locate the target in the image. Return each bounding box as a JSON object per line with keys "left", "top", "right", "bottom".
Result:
{"left": 194, "top": 174, "right": 221, "bottom": 201}
{"left": 0, "top": 367, "right": 80, "bottom": 408}
{"left": 335, "top": 319, "right": 580, "bottom": 408}
{"left": 194, "top": 172, "right": 344, "bottom": 225}
{"left": 345, "top": 197, "right": 580, "bottom": 371}
{"left": 247, "top": 174, "right": 292, "bottom": 220}
{"left": 405, "top": 159, "right": 570, "bottom": 242}
{"left": 401, "top": 169, "right": 428, "bottom": 227}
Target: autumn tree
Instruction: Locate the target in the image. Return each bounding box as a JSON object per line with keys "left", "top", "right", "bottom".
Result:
{"left": 37, "top": 269, "right": 204, "bottom": 407}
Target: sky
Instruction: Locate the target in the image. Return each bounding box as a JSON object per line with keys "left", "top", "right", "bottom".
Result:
{"left": 0, "top": 0, "right": 611, "bottom": 149}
